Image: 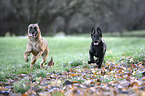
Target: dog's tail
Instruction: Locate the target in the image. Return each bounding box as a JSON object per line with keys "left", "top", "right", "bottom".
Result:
{"left": 47, "top": 57, "right": 54, "bottom": 67}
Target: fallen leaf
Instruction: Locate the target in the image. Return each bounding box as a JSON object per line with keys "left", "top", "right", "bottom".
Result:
{"left": 70, "top": 73, "right": 77, "bottom": 77}
{"left": 21, "top": 94, "right": 27, "bottom": 96}
{"left": 96, "top": 82, "right": 101, "bottom": 85}
{"left": 142, "top": 77, "right": 145, "bottom": 81}
{"left": 90, "top": 81, "right": 95, "bottom": 85}
{"left": 72, "top": 81, "right": 80, "bottom": 84}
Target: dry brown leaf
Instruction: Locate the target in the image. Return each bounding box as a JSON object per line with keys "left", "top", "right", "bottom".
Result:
{"left": 97, "top": 82, "right": 101, "bottom": 85}
{"left": 83, "top": 76, "right": 86, "bottom": 79}
{"left": 106, "top": 62, "right": 110, "bottom": 66}
{"left": 127, "top": 68, "right": 132, "bottom": 71}
{"left": 21, "top": 94, "right": 27, "bottom": 96}
{"left": 142, "top": 77, "right": 145, "bottom": 81}
{"left": 72, "top": 81, "right": 80, "bottom": 84}
{"left": 108, "top": 73, "right": 111, "bottom": 76}
{"left": 117, "top": 69, "right": 122, "bottom": 73}
{"left": 112, "top": 81, "right": 117, "bottom": 84}
{"left": 90, "top": 81, "right": 95, "bottom": 85}
{"left": 96, "top": 78, "right": 101, "bottom": 82}
{"left": 70, "top": 73, "right": 77, "bottom": 77}
{"left": 127, "top": 72, "right": 132, "bottom": 76}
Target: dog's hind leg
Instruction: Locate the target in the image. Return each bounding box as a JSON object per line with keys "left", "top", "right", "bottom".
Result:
{"left": 40, "top": 56, "right": 47, "bottom": 68}
{"left": 40, "top": 49, "right": 49, "bottom": 68}
{"left": 97, "top": 55, "right": 105, "bottom": 68}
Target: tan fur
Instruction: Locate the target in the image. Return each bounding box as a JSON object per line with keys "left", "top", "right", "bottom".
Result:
{"left": 24, "top": 24, "right": 49, "bottom": 68}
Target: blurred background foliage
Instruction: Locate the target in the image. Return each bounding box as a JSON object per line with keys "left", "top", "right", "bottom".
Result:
{"left": 1, "top": 0, "right": 145, "bottom": 36}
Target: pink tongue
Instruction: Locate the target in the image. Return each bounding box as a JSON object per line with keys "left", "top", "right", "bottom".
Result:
{"left": 29, "top": 33, "right": 36, "bottom": 38}
{"left": 94, "top": 43, "right": 99, "bottom": 45}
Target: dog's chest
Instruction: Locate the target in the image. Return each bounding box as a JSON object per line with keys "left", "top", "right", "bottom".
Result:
{"left": 91, "top": 43, "right": 104, "bottom": 57}
{"left": 31, "top": 42, "right": 41, "bottom": 55}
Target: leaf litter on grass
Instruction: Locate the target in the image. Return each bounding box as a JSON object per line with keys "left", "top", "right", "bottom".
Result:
{"left": 0, "top": 57, "right": 145, "bottom": 96}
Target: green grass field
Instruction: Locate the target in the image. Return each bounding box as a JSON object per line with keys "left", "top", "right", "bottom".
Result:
{"left": 0, "top": 35, "right": 145, "bottom": 95}
{"left": 0, "top": 36, "right": 145, "bottom": 80}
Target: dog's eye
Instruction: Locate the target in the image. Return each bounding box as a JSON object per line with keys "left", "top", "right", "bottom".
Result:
{"left": 34, "top": 27, "right": 37, "bottom": 31}
{"left": 29, "top": 27, "right": 32, "bottom": 30}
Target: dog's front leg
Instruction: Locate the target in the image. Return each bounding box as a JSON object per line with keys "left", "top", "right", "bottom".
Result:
{"left": 24, "top": 43, "right": 32, "bottom": 62}
{"left": 24, "top": 50, "right": 31, "bottom": 62}
{"left": 88, "top": 50, "right": 95, "bottom": 64}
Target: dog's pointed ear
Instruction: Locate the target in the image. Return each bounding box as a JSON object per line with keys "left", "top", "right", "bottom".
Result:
{"left": 91, "top": 27, "right": 95, "bottom": 36}
{"left": 28, "top": 24, "right": 32, "bottom": 33}
{"left": 97, "top": 27, "right": 102, "bottom": 37}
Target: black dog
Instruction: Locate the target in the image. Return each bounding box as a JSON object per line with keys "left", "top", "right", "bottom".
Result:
{"left": 88, "top": 27, "right": 106, "bottom": 68}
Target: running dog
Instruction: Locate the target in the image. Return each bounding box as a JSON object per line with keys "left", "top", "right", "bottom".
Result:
{"left": 88, "top": 27, "right": 106, "bottom": 68}
{"left": 24, "top": 23, "right": 49, "bottom": 68}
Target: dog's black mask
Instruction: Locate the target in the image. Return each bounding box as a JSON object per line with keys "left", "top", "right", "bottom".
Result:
{"left": 29, "top": 26, "right": 38, "bottom": 38}
{"left": 91, "top": 27, "right": 102, "bottom": 46}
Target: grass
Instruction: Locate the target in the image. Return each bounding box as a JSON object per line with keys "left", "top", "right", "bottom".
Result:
{"left": 0, "top": 35, "right": 145, "bottom": 82}
{"left": 13, "top": 77, "right": 30, "bottom": 94}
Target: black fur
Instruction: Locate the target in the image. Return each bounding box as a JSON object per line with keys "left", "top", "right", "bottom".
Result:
{"left": 88, "top": 27, "right": 107, "bottom": 68}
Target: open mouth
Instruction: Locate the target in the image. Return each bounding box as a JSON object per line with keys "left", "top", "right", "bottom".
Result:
{"left": 29, "top": 32, "right": 38, "bottom": 38}
{"left": 93, "top": 41, "right": 99, "bottom": 45}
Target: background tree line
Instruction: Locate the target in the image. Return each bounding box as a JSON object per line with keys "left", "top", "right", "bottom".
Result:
{"left": 0, "top": 0, "right": 145, "bottom": 36}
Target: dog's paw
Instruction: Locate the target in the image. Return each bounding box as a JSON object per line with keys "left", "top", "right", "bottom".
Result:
{"left": 96, "top": 63, "right": 101, "bottom": 69}
{"left": 88, "top": 60, "right": 95, "bottom": 64}
{"left": 30, "top": 64, "right": 33, "bottom": 69}
{"left": 24, "top": 57, "right": 29, "bottom": 62}
{"left": 88, "top": 61, "right": 91, "bottom": 64}
{"left": 98, "top": 65, "right": 101, "bottom": 69}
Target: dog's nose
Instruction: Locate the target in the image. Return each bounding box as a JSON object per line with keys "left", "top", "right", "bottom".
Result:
{"left": 94, "top": 41, "right": 98, "bottom": 43}
{"left": 31, "top": 29, "right": 35, "bottom": 34}
{"left": 31, "top": 31, "right": 35, "bottom": 34}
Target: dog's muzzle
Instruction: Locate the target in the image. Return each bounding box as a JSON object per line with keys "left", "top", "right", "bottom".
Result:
{"left": 29, "top": 29, "right": 38, "bottom": 38}
{"left": 93, "top": 41, "right": 99, "bottom": 45}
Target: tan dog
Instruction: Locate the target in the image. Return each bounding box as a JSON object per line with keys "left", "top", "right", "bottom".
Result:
{"left": 24, "top": 23, "right": 49, "bottom": 68}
